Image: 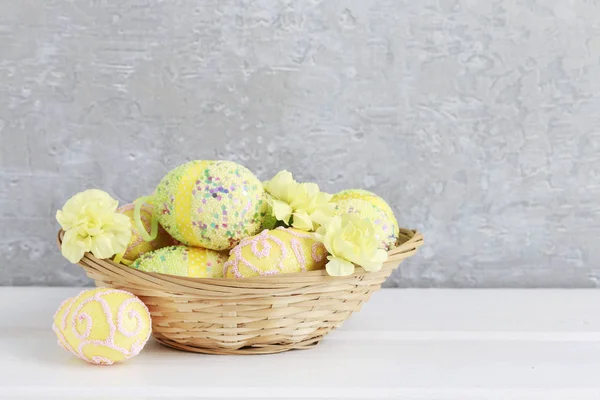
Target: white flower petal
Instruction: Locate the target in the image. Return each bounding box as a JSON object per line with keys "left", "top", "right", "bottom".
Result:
{"left": 90, "top": 234, "right": 115, "bottom": 259}
{"left": 291, "top": 211, "right": 314, "bottom": 231}
{"left": 56, "top": 189, "right": 132, "bottom": 262}
{"left": 271, "top": 199, "right": 293, "bottom": 224}
{"left": 263, "top": 170, "right": 296, "bottom": 200}
{"left": 325, "top": 256, "right": 355, "bottom": 276}
{"left": 61, "top": 243, "right": 86, "bottom": 264}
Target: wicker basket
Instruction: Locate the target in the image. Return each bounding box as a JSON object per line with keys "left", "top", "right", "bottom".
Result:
{"left": 58, "top": 228, "right": 423, "bottom": 355}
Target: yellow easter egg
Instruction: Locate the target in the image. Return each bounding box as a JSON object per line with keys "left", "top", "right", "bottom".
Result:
{"left": 331, "top": 189, "right": 399, "bottom": 250}
{"left": 152, "top": 160, "right": 267, "bottom": 250}
{"left": 130, "top": 245, "right": 229, "bottom": 278}
{"left": 117, "top": 203, "right": 178, "bottom": 263}
{"left": 52, "top": 288, "right": 152, "bottom": 365}
{"left": 224, "top": 227, "right": 328, "bottom": 278}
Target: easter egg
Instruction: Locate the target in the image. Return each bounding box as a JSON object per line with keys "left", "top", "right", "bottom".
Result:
{"left": 130, "top": 245, "right": 229, "bottom": 278}
{"left": 117, "top": 203, "right": 178, "bottom": 263}
{"left": 52, "top": 288, "right": 151, "bottom": 365}
{"left": 224, "top": 227, "right": 328, "bottom": 278}
{"left": 153, "top": 160, "right": 267, "bottom": 250}
{"left": 331, "top": 189, "right": 399, "bottom": 250}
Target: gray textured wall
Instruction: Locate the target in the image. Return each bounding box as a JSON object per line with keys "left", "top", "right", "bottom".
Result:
{"left": 1, "top": 0, "right": 599, "bottom": 287}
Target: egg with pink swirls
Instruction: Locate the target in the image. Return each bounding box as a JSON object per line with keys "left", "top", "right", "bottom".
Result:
{"left": 52, "top": 288, "right": 152, "bottom": 365}
{"left": 223, "top": 227, "right": 328, "bottom": 278}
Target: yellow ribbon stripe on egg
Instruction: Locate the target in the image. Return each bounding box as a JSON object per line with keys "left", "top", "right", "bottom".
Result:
{"left": 334, "top": 190, "right": 383, "bottom": 209}
{"left": 175, "top": 161, "right": 211, "bottom": 246}
{"left": 187, "top": 247, "right": 208, "bottom": 277}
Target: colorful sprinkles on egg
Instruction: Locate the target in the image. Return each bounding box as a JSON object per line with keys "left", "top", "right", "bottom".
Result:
{"left": 131, "top": 245, "right": 228, "bottom": 278}
{"left": 153, "top": 160, "right": 267, "bottom": 250}
{"left": 332, "top": 189, "right": 399, "bottom": 250}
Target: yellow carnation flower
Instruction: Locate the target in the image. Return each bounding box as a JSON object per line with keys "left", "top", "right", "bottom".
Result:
{"left": 56, "top": 189, "right": 132, "bottom": 263}
{"left": 263, "top": 170, "right": 334, "bottom": 231}
{"left": 315, "top": 214, "right": 388, "bottom": 276}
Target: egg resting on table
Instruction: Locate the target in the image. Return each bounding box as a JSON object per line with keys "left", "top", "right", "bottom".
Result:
{"left": 52, "top": 287, "right": 152, "bottom": 365}
{"left": 331, "top": 189, "right": 399, "bottom": 250}
{"left": 130, "top": 245, "right": 229, "bottom": 278}
{"left": 153, "top": 160, "right": 267, "bottom": 250}
{"left": 117, "top": 203, "right": 178, "bottom": 263}
{"left": 223, "top": 227, "right": 328, "bottom": 278}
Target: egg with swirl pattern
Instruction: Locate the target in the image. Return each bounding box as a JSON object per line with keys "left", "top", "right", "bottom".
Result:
{"left": 52, "top": 288, "right": 152, "bottom": 365}
{"left": 224, "top": 228, "right": 328, "bottom": 278}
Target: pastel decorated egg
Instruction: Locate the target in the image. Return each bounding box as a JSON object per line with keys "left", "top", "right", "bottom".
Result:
{"left": 52, "top": 288, "right": 151, "bottom": 365}
{"left": 224, "top": 227, "right": 328, "bottom": 278}
{"left": 130, "top": 245, "right": 229, "bottom": 278}
{"left": 117, "top": 203, "right": 178, "bottom": 263}
{"left": 153, "top": 160, "right": 267, "bottom": 250}
{"left": 331, "top": 189, "right": 399, "bottom": 250}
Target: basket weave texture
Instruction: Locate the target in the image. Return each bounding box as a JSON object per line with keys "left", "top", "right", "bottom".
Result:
{"left": 58, "top": 228, "right": 423, "bottom": 355}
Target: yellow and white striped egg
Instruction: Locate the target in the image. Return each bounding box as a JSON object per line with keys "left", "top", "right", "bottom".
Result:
{"left": 152, "top": 160, "right": 267, "bottom": 250}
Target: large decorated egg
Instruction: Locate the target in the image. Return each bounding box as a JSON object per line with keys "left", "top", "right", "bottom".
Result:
{"left": 153, "top": 160, "right": 267, "bottom": 250}
{"left": 52, "top": 288, "right": 152, "bottom": 365}
{"left": 117, "top": 203, "right": 177, "bottom": 263}
{"left": 224, "top": 227, "right": 328, "bottom": 278}
{"left": 130, "top": 245, "right": 229, "bottom": 278}
{"left": 331, "top": 189, "right": 399, "bottom": 250}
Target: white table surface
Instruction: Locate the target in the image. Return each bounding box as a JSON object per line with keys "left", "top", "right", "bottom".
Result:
{"left": 1, "top": 288, "right": 600, "bottom": 399}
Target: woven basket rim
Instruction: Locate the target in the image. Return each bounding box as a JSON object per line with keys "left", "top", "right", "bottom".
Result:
{"left": 57, "top": 228, "right": 423, "bottom": 288}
